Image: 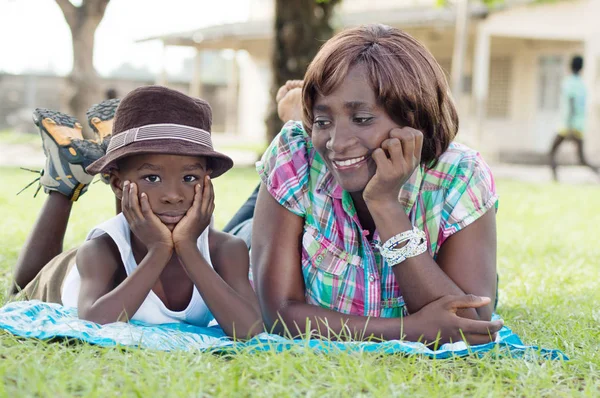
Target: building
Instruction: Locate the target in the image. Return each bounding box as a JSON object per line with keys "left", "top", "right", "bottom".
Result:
{"left": 143, "top": 0, "right": 600, "bottom": 164}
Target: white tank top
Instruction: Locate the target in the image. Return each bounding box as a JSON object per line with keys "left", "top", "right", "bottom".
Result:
{"left": 61, "top": 213, "right": 214, "bottom": 327}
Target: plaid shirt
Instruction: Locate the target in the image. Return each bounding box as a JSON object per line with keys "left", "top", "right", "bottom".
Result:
{"left": 257, "top": 122, "right": 498, "bottom": 318}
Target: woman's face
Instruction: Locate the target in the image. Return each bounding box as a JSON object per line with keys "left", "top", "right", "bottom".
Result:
{"left": 311, "top": 64, "right": 402, "bottom": 193}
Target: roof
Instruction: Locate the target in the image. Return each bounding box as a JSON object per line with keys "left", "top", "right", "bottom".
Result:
{"left": 138, "top": 4, "right": 489, "bottom": 49}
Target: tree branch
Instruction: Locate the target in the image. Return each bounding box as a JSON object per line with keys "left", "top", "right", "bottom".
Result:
{"left": 82, "top": 0, "right": 111, "bottom": 19}
{"left": 55, "top": 0, "right": 77, "bottom": 29}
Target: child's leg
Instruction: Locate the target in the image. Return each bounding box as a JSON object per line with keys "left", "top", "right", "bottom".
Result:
{"left": 549, "top": 134, "right": 565, "bottom": 181}
{"left": 10, "top": 108, "right": 106, "bottom": 294}
{"left": 87, "top": 98, "right": 121, "bottom": 213}
{"left": 10, "top": 192, "right": 73, "bottom": 294}
{"left": 575, "top": 138, "right": 599, "bottom": 175}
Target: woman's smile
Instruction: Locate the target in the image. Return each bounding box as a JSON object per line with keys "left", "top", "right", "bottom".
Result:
{"left": 331, "top": 155, "right": 368, "bottom": 170}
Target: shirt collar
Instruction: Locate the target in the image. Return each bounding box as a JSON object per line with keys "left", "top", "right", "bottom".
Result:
{"left": 316, "top": 163, "right": 424, "bottom": 215}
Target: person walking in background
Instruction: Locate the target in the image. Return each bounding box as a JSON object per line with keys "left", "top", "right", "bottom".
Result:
{"left": 105, "top": 88, "right": 118, "bottom": 100}
{"left": 549, "top": 55, "right": 599, "bottom": 181}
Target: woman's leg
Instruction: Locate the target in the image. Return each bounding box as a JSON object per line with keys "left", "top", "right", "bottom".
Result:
{"left": 276, "top": 80, "right": 303, "bottom": 122}
{"left": 223, "top": 81, "right": 304, "bottom": 234}
{"left": 223, "top": 185, "right": 259, "bottom": 233}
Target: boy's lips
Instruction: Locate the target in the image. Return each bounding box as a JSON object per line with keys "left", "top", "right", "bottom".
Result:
{"left": 156, "top": 212, "right": 185, "bottom": 224}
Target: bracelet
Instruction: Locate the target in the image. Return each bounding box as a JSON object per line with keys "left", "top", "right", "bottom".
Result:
{"left": 377, "top": 227, "right": 428, "bottom": 267}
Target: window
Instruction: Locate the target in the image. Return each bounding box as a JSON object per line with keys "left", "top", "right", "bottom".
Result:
{"left": 538, "top": 55, "right": 564, "bottom": 111}
{"left": 487, "top": 57, "right": 513, "bottom": 118}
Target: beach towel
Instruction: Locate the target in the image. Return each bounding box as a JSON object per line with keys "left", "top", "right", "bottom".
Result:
{"left": 0, "top": 301, "right": 567, "bottom": 360}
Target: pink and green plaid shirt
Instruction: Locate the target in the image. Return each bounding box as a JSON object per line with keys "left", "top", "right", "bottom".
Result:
{"left": 257, "top": 122, "right": 498, "bottom": 318}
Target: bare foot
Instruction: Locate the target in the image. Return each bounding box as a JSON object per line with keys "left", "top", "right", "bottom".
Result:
{"left": 277, "top": 80, "right": 303, "bottom": 123}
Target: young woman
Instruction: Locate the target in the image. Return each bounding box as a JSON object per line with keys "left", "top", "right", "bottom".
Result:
{"left": 250, "top": 24, "right": 503, "bottom": 345}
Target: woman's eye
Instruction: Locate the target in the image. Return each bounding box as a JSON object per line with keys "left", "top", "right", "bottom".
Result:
{"left": 314, "top": 119, "right": 331, "bottom": 128}
{"left": 183, "top": 175, "right": 198, "bottom": 183}
{"left": 354, "top": 117, "right": 373, "bottom": 124}
{"left": 143, "top": 175, "right": 161, "bottom": 183}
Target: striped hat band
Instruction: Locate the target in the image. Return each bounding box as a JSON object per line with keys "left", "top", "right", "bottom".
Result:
{"left": 106, "top": 123, "right": 213, "bottom": 154}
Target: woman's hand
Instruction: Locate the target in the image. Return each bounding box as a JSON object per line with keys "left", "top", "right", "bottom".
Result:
{"left": 363, "top": 127, "right": 423, "bottom": 205}
{"left": 173, "top": 176, "right": 214, "bottom": 251}
{"left": 411, "top": 295, "right": 503, "bottom": 345}
{"left": 122, "top": 181, "right": 173, "bottom": 254}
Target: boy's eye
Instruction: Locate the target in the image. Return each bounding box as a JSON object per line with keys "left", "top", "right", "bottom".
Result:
{"left": 143, "top": 175, "right": 161, "bottom": 183}
{"left": 183, "top": 175, "right": 198, "bottom": 183}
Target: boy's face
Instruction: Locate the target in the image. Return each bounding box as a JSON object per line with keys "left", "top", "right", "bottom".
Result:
{"left": 111, "top": 154, "right": 210, "bottom": 230}
{"left": 310, "top": 63, "right": 401, "bottom": 193}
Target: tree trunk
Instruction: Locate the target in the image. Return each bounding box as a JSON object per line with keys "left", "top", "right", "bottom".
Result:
{"left": 56, "top": 0, "right": 110, "bottom": 138}
{"left": 69, "top": 19, "right": 101, "bottom": 137}
{"left": 266, "top": 0, "right": 341, "bottom": 142}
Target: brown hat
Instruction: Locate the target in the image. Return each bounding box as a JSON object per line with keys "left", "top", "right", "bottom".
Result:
{"left": 86, "top": 86, "right": 234, "bottom": 178}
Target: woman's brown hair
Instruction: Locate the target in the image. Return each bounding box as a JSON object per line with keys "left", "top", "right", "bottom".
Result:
{"left": 302, "top": 24, "right": 458, "bottom": 166}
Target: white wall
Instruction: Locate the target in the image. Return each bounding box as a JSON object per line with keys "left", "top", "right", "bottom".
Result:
{"left": 236, "top": 50, "right": 271, "bottom": 141}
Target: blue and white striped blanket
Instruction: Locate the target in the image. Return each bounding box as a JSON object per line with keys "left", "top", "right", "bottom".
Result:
{"left": 0, "top": 301, "right": 566, "bottom": 359}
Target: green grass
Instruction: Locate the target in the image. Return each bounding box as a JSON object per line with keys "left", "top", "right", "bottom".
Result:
{"left": 0, "top": 167, "right": 599, "bottom": 396}
{"left": 218, "top": 141, "right": 268, "bottom": 156}
{"left": 0, "top": 131, "right": 40, "bottom": 147}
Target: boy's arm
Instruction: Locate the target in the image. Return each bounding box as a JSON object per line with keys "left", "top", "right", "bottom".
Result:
{"left": 76, "top": 234, "right": 171, "bottom": 324}
{"left": 175, "top": 229, "right": 263, "bottom": 339}
{"left": 209, "top": 230, "right": 261, "bottom": 315}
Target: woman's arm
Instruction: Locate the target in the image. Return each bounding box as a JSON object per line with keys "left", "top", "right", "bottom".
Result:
{"left": 364, "top": 128, "right": 497, "bottom": 320}
{"left": 252, "top": 184, "right": 502, "bottom": 344}
{"left": 369, "top": 202, "right": 497, "bottom": 321}
{"left": 76, "top": 235, "right": 171, "bottom": 324}
{"left": 175, "top": 230, "right": 263, "bottom": 339}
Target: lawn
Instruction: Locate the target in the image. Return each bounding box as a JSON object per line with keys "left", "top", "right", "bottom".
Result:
{"left": 0, "top": 166, "right": 598, "bottom": 396}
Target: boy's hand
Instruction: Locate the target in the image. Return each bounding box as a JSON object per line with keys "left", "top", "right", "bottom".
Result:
{"left": 411, "top": 295, "right": 503, "bottom": 345}
{"left": 122, "top": 181, "right": 173, "bottom": 254}
{"left": 363, "top": 127, "right": 423, "bottom": 206}
{"left": 173, "top": 176, "right": 214, "bottom": 251}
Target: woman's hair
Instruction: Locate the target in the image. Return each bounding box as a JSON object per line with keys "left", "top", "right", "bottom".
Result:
{"left": 302, "top": 24, "right": 458, "bottom": 166}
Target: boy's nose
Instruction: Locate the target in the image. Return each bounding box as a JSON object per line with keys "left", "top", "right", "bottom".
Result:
{"left": 161, "top": 185, "right": 184, "bottom": 204}
{"left": 162, "top": 194, "right": 184, "bottom": 204}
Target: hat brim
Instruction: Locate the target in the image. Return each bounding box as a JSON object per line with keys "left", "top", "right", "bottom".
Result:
{"left": 86, "top": 139, "right": 234, "bottom": 178}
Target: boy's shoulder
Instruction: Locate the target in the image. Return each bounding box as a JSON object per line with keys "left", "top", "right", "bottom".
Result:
{"left": 208, "top": 228, "right": 249, "bottom": 271}
{"left": 208, "top": 228, "right": 247, "bottom": 254}
{"left": 76, "top": 233, "right": 122, "bottom": 273}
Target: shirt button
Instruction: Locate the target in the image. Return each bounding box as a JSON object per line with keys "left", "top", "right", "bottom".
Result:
{"left": 316, "top": 255, "right": 324, "bottom": 264}
{"left": 369, "top": 275, "right": 375, "bottom": 283}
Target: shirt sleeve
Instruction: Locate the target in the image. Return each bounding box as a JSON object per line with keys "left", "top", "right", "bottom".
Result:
{"left": 441, "top": 151, "right": 499, "bottom": 240}
{"left": 256, "top": 121, "right": 310, "bottom": 217}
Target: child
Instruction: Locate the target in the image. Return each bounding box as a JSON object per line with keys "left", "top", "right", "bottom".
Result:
{"left": 11, "top": 86, "right": 262, "bottom": 339}
{"left": 548, "top": 55, "right": 599, "bottom": 181}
